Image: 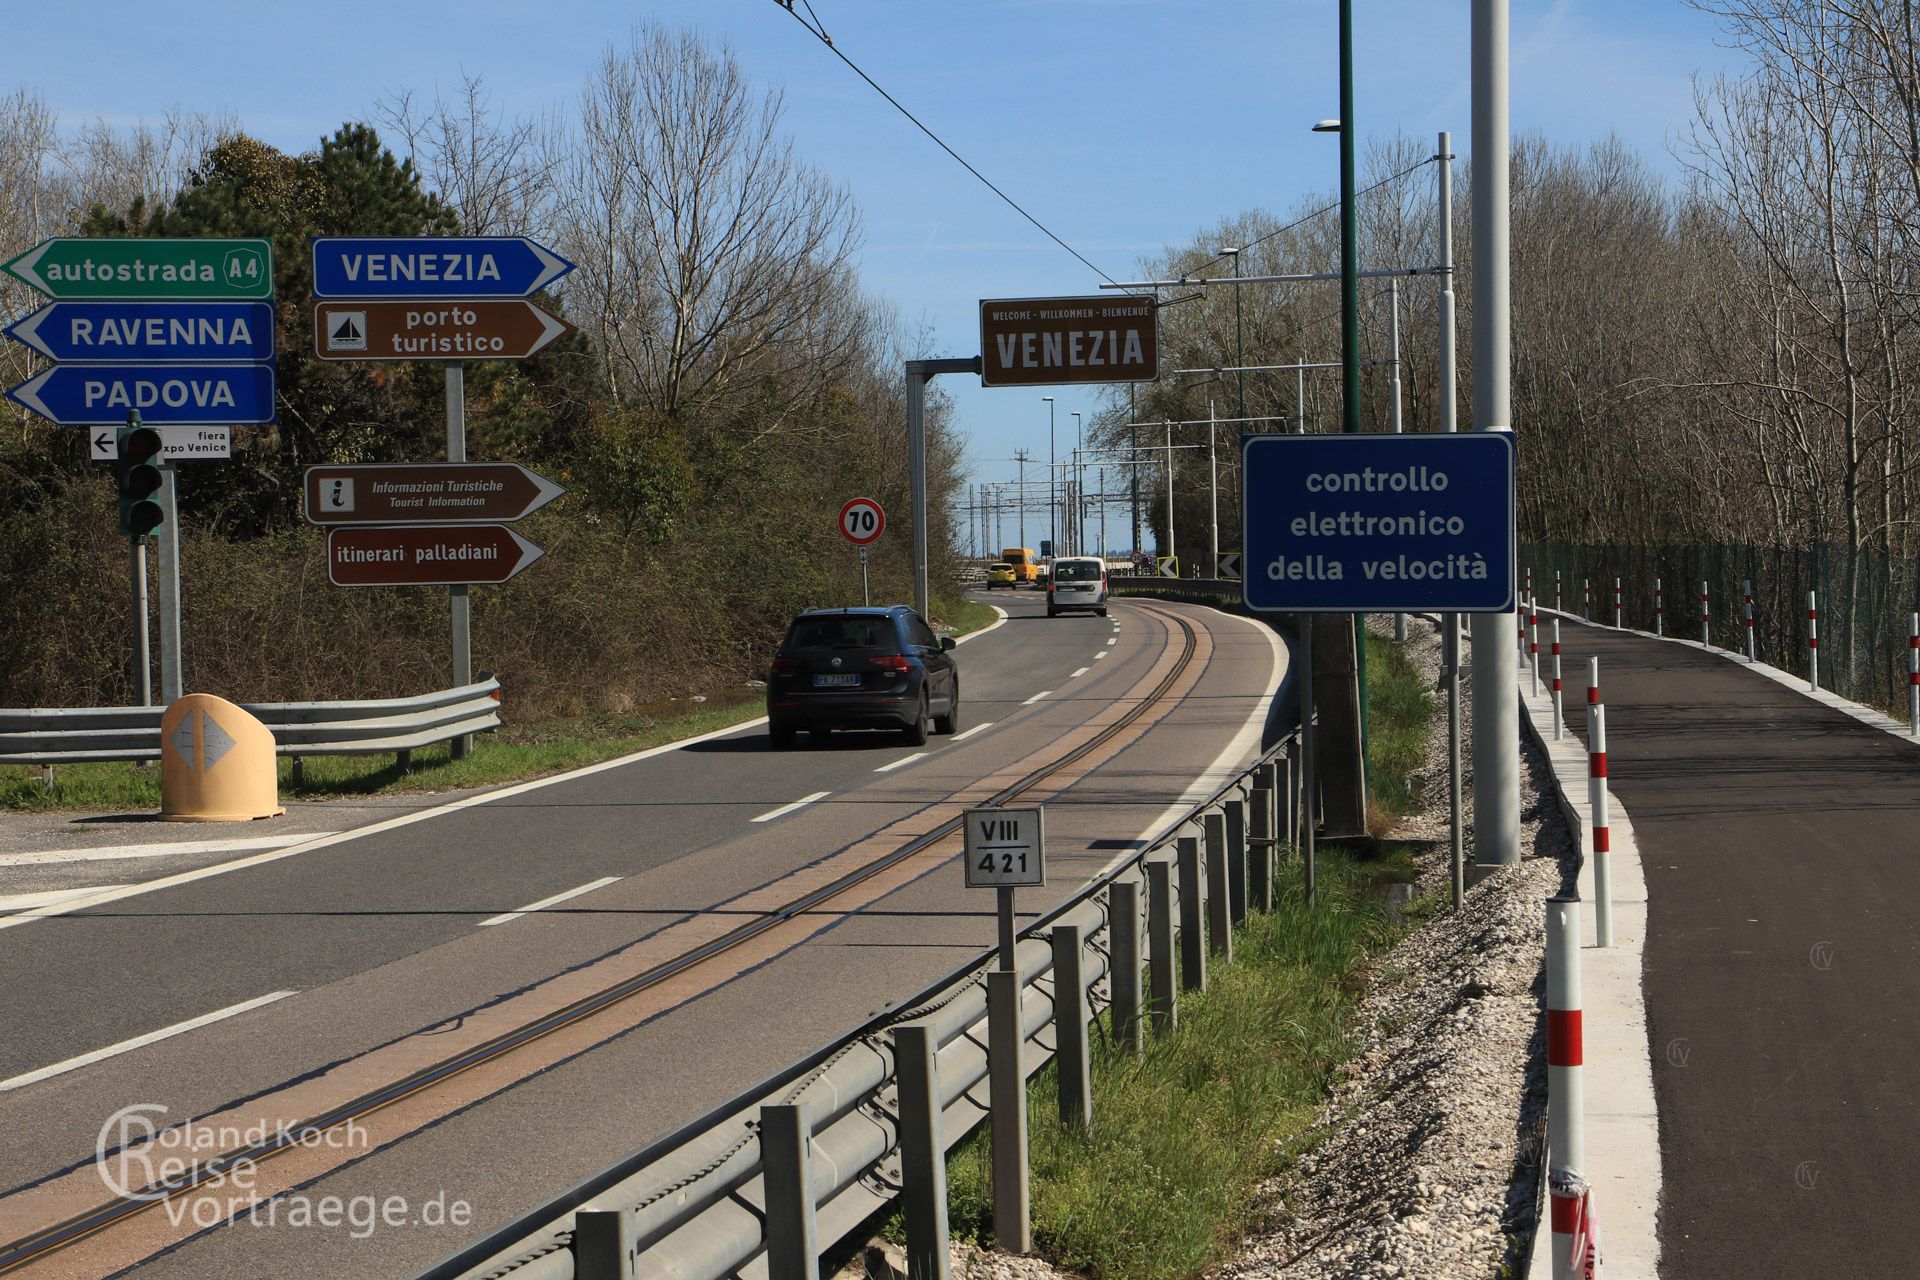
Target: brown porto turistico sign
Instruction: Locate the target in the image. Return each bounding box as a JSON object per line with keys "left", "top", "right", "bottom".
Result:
{"left": 978, "top": 294, "right": 1158, "bottom": 388}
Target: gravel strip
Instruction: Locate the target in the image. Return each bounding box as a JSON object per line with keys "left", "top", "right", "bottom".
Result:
{"left": 928, "top": 616, "right": 1569, "bottom": 1280}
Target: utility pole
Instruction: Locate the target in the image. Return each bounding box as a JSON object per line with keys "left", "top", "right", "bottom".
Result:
{"left": 1164, "top": 419, "right": 1177, "bottom": 570}
{"left": 1129, "top": 385, "right": 1141, "bottom": 554}
{"left": 1208, "top": 399, "right": 1220, "bottom": 579}
{"left": 1013, "top": 449, "right": 1030, "bottom": 548}
{"left": 1043, "top": 396, "right": 1057, "bottom": 556}
{"left": 1472, "top": 1, "right": 1521, "bottom": 866}
{"left": 1071, "top": 411, "right": 1083, "bottom": 556}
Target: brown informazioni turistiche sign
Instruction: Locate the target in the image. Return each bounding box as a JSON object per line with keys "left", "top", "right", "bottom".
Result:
{"left": 977, "top": 294, "right": 1158, "bottom": 387}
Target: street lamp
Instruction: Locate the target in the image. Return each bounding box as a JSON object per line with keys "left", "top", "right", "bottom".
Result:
{"left": 1042, "top": 396, "right": 1056, "bottom": 558}
{"left": 1216, "top": 246, "right": 1247, "bottom": 426}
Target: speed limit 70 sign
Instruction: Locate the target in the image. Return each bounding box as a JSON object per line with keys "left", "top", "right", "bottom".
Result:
{"left": 838, "top": 497, "right": 886, "bottom": 545}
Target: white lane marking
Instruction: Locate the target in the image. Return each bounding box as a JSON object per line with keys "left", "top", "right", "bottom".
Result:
{"left": 0, "top": 832, "right": 339, "bottom": 869}
{"left": 1070, "top": 667, "right": 1090, "bottom": 679}
{"left": 0, "top": 990, "right": 298, "bottom": 1093}
{"left": 0, "top": 885, "right": 130, "bottom": 914}
{"left": 0, "top": 609, "right": 1016, "bottom": 934}
{"left": 1022, "top": 690, "right": 1052, "bottom": 705}
{"left": 752, "top": 791, "right": 831, "bottom": 824}
{"left": 1094, "top": 651, "right": 1108, "bottom": 659}
{"left": 952, "top": 722, "right": 994, "bottom": 741}
{"left": 478, "top": 875, "right": 623, "bottom": 927}
{"left": 874, "top": 753, "right": 927, "bottom": 773}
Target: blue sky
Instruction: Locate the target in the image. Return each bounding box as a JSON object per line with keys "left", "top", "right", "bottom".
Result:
{"left": 15, "top": 1, "right": 1739, "bottom": 542}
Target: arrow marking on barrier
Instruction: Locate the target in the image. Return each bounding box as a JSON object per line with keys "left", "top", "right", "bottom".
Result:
{"left": 170, "top": 719, "right": 196, "bottom": 772}
{"left": 200, "top": 713, "right": 235, "bottom": 772}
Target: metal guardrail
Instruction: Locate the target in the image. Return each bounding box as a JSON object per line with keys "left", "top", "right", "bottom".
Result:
{"left": 417, "top": 723, "right": 1306, "bottom": 1280}
{"left": 0, "top": 677, "right": 503, "bottom": 765}
{"left": 1110, "top": 576, "right": 1243, "bottom": 601}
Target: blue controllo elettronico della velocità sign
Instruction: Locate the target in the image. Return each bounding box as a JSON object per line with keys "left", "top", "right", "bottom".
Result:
{"left": 1240, "top": 432, "right": 1516, "bottom": 613}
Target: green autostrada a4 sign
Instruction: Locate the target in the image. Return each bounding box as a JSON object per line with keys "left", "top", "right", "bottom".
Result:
{"left": 2, "top": 238, "right": 272, "bottom": 300}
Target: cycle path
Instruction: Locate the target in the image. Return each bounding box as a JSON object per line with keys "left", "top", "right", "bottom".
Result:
{"left": 1549, "top": 620, "right": 1920, "bottom": 1279}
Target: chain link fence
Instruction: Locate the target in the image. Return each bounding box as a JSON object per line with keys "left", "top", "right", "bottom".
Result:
{"left": 1522, "top": 542, "right": 1920, "bottom": 716}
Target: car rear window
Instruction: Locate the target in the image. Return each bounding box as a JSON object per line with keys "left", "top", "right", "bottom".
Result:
{"left": 990, "top": 563, "right": 1012, "bottom": 571}
{"left": 785, "top": 616, "right": 895, "bottom": 650}
{"left": 1053, "top": 560, "right": 1101, "bottom": 582}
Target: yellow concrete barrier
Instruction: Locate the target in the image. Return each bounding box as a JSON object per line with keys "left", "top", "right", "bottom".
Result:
{"left": 160, "top": 694, "right": 284, "bottom": 822}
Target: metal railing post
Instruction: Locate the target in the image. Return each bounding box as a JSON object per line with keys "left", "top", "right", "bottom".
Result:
{"left": 760, "top": 1103, "right": 818, "bottom": 1280}
{"left": 572, "top": 1208, "right": 637, "bottom": 1280}
{"left": 1176, "top": 834, "right": 1206, "bottom": 991}
{"left": 1224, "top": 798, "right": 1248, "bottom": 924}
{"left": 1203, "top": 813, "right": 1233, "bottom": 962}
{"left": 1051, "top": 924, "right": 1092, "bottom": 1130}
{"left": 985, "top": 970, "right": 1032, "bottom": 1251}
{"left": 893, "top": 1024, "right": 951, "bottom": 1280}
{"left": 1110, "top": 879, "right": 1144, "bottom": 1053}
{"left": 1147, "top": 859, "right": 1177, "bottom": 1034}
{"left": 1249, "top": 762, "right": 1276, "bottom": 913}
{"left": 1278, "top": 752, "right": 1297, "bottom": 850}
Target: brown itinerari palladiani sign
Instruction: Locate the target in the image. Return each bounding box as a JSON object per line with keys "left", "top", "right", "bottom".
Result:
{"left": 978, "top": 294, "right": 1157, "bottom": 387}
{"left": 326, "top": 525, "right": 544, "bottom": 587}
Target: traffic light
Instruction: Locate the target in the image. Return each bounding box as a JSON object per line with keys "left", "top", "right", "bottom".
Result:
{"left": 115, "top": 422, "right": 165, "bottom": 540}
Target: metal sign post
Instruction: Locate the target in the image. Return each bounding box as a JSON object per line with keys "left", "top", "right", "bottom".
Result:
{"left": 858, "top": 545, "right": 870, "bottom": 607}
{"left": 446, "top": 364, "right": 472, "bottom": 759}
{"left": 156, "top": 466, "right": 183, "bottom": 704}
{"left": 963, "top": 804, "right": 1044, "bottom": 1256}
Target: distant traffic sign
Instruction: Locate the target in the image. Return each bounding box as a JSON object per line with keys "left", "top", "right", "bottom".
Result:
{"left": 979, "top": 294, "right": 1158, "bottom": 387}
{"left": 838, "top": 497, "right": 886, "bottom": 545}
{"left": 90, "top": 425, "right": 231, "bottom": 462}
{"left": 1217, "top": 553, "right": 1242, "bottom": 579}
{"left": 5, "top": 301, "right": 275, "bottom": 363}
{"left": 1157, "top": 556, "right": 1179, "bottom": 578}
{"left": 1, "top": 238, "right": 272, "bottom": 300}
{"left": 6, "top": 364, "right": 275, "bottom": 425}
{"left": 304, "top": 462, "right": 565, "bottom": 526}
{"left": 310, "top": 237, "right": 575, "bottom": 299}
{"left": 1241, "top": 432, "right": 1515, "bottom": 613}
{"left": 326, "top": 525, "right": 545, "bottom": 587}
{"left": 312, "top": 300, "right": 573, "bottom": 361}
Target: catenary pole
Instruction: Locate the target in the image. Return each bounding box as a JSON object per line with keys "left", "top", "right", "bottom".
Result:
{"left": 1471, "top": 0, "right": 1521, "bottom": 865}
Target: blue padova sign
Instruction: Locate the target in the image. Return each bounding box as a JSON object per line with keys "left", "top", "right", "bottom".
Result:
{"left": 1241, "top": 432, "right": 1515, "bottom": 613}
{"left": 310, "top": 237, "right": 575, "bottom": 299}
{"left": 5, "top": 363, "right": 276, "bottom": 425}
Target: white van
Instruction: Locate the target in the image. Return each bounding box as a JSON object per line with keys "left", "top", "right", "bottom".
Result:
{"left": 1047, "top": 556, "right": 1109, "bottom": 617}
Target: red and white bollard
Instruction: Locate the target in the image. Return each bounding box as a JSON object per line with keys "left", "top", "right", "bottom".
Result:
{"left": 1551, "top": 620, "right": 1565, "bottom": 740}
{"left": 1744, "top": 579, "right": 1756, "bottom": 662}
{"left": 1588, "top": 677, "right": 1613, "bottom": 950}
{"left": 1700, "top": 579, "right": 1711, "bottom": 647}
{"left": 1526, "top": 566, "right": 1534, "bottom": 607}
{"left": 1529, "top": 601, "right": 1541, "bottom": 696}
{"left": 1546, "top": 896, "right": 1598, "bottom": 1280}
{"left": 1908, "top": 613, "right": 1918, "bottom": 736}
{"left": 1808, "top": 590, "right": 1820, "bottom": 690}
{"left": 1555, "top": 569, "right": 1563, "bottom": 615}
{"left": 1654, "top": 578, "right": 1664, "bottom": 637}
{"left": 1613, "top": 577, "right": 1622, "bottom": 629}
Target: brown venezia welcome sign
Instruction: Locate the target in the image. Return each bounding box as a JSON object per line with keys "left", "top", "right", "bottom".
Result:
{"left": 978, "top": 294, "right": 1158, "bottom": 387}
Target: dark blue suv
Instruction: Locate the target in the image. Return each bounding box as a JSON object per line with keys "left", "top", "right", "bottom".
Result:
{"left": 766, "top": 606, "right": 960, "bottom": 748}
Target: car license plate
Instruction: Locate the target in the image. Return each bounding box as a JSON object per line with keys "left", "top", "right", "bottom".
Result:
{"left": 813, "top": 674, "right": 861, "bottom": 688}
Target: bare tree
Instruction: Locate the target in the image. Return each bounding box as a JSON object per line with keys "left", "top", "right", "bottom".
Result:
{"left": 548, "top": 24, "right": 862, "bottom": 420}
{"left": 373, "top": 74, "right": 554, "bottom": 236}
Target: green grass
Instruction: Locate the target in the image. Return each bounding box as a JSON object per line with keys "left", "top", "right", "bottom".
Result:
{"left": 896, "top": 628, "right": 1443, "bottom": 1279}
{"left": 1363, "top": 633, "right": 1438, "bottom": 828}
{"left": 1, "top": 594, "right": 1001, "bottom": 813}
{"left": 931, "top": 851, "right": 1404, "bottom": 1280}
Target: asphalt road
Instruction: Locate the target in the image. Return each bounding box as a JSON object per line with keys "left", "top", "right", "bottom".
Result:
{"left": 0, "top": 589, "right": 1286, "bottom": 1278}
{"left": 1552, "top": 622, "right": 1920, "bottom": 1280}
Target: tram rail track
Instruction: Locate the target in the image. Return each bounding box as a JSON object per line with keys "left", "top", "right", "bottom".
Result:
{"left": 0, "top": 601, "right": 1202, "bottom": 1276}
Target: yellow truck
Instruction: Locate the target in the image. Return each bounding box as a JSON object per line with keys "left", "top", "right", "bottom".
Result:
{"left": 1001, "top": 547, "right": 1039, "bottom": 585}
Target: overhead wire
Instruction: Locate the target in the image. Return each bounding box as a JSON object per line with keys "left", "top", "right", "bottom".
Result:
{"left": 774, "top": 1, "right": 1137, "bottom": 291}
{"left": 1184, "top": 155, "right": 1436, "bottom": 280}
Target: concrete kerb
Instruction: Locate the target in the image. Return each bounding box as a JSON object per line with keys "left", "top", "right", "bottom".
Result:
{"left": 1514, "top": 648, "right": 1661, "bottom": 1280}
